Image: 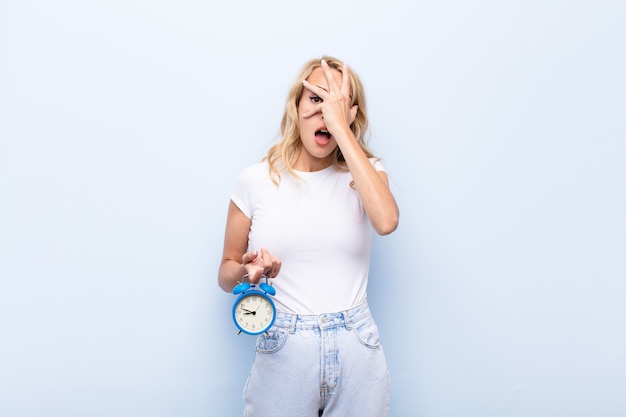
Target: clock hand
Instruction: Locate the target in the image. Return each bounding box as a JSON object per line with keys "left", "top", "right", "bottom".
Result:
{"left": 242, "top": 308, "right": 256, "bottom": 315}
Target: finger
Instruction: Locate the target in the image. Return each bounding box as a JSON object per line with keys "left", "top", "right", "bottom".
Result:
{"left": 301, "top": 104, "right": 323, "bottom": 119}
{"left": 266, "top": 265, "right": 276, "bottom": 278}
{"left": 301, "top": 81, "right": 327, "bottom": 118}
{"left": 349, "top": 104, "right": 358, "bottom": 125}
{"left": 320, "top": 59, "right": 340, "bottom": 95}
{"left": 242, "top": 249, "right": 258, "bottom": 265}
{"left": 250, "top": 267, "right": 263, "bottom": 283}
{"left": 341, "top": 62, "right": 351, "bottom": 99}
{"left": 258, "top": 248, "right": 280, "bottom": 278}
{"left": 302, "top": 79, "right": 326, "bottom": 98}
{"left": 275, "top": 258, "right": 282, "bottom": 277}
{"left": 260, "top": 248, "right": 274, "bottom": 270}
{"left": 268, "top": 256, "right": 282, "bottom": 278}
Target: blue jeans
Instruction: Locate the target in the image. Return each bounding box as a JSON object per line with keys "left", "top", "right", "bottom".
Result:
{"left": 243, "top": 302, "right": 390, "bottom": 417}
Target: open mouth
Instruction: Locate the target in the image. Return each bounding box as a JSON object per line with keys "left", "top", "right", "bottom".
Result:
{"left": 315, "top": 129, "right": 330, "bottom": 141}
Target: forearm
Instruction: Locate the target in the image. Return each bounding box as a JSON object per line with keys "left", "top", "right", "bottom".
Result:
{"left": 335, "top": 127, "right": 399, "bottom": 235}
{"left": 218, "top": 259, "right": 247, "bottom": 293}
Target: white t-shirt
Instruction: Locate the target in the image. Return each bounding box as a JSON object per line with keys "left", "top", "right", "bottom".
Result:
{"left": 231, "top": 159, "right": 385, "bottom": 315}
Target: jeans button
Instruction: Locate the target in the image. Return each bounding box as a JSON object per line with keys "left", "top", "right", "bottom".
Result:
{"left": 320, "top": 316, "right": 327, "bottom": 324}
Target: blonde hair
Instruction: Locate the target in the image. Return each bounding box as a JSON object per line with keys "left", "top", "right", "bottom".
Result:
{"left": 264, "top": 56, "right": 377, "bottom": 184}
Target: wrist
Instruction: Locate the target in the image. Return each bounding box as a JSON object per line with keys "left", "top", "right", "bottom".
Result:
{"left": 333, "top": 125, "right": 355, "bottom": 145}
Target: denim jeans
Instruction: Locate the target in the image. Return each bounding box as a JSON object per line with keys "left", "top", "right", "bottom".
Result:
{"left": 243, "top": 302, "right": 390, "bottom": 417}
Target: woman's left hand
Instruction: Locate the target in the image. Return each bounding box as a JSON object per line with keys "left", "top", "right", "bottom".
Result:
{"left": 301, "top": 59, "right": 358, "bottom": 138}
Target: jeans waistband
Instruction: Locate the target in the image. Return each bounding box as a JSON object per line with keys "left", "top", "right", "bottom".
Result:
{"left": 273, "top": 302, "right": 371, "bottom": 333}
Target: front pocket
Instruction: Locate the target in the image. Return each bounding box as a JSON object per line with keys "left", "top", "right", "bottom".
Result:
{"left": 351, "top": 317, "right": 382, "bottom": 349}
{"left": 256, "top": 329, "right": 288, "bottom": 354}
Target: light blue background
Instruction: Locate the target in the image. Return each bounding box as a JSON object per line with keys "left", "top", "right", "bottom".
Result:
{"left": 1, "top": 1, "right": 625, "bottom": 416}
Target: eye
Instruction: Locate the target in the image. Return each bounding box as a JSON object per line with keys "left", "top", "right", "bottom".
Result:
{"left": 310, "top": 95, "right": 323, "bottom": 104}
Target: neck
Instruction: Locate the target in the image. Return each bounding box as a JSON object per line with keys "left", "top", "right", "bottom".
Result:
{"left": 293, "top": 154, "right": 332, "bottom": 172}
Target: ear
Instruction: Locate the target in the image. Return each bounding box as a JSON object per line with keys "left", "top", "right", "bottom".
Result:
{"left": 349, "top": 105, "right": 358, "bottom": 125}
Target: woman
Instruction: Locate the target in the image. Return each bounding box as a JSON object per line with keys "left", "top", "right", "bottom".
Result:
{"left": 219, "top": 56, "right": 399, "bottom": 417}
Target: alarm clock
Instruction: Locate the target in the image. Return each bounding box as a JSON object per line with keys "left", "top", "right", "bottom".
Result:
{"left": 232, "top": 274, "right": 276, "bottom": 335}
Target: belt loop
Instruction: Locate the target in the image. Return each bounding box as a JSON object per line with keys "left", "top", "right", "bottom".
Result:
{"left": 342, "top": 310, "right": 352, "bottom": 330}
{"left": 289, "top": 314, "right": 297, "bottom": 334}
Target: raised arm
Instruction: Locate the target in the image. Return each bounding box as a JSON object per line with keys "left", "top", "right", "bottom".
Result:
{"left": 301, "top": 60, "right": 399, "bottom": 235}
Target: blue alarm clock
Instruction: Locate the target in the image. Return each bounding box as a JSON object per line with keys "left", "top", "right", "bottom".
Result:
{"left": 232, "top": 275, "right": 276, "bottom": 335}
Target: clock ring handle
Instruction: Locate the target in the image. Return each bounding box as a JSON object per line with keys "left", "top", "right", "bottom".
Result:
{"left": 232, "top": 274, "right": 252, "bottom": 294}
{"left": 259, "top": 275, "right": 276, "bottom": 296}
{"left": 234, "top": 274, "right": 276, "bottom": 296}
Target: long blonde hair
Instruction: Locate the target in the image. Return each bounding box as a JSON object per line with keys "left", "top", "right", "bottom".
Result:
{"left": 264, "top": 56, "right": 376, "bottom": 184}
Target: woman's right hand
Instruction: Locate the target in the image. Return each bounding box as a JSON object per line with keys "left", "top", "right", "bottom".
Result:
{"left": 242, "top": 247, "right": 281, "bottom": 283}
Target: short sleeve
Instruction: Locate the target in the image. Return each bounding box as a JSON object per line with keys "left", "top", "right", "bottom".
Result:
{"left": 230, "top": 166, "right": 255, "bottom": 219}
{"left": 370, "top": 158, "right": 386, "bottom": 172}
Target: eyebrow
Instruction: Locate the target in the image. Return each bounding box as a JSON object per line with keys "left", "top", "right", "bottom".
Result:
{"left": 314, "top": 84, "right": 329, "bottom": 92}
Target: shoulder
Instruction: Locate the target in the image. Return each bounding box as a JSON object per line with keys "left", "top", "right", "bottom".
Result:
{"left": 236, "top": 162, "right": 270, "bottom": 182}
{"left": 234, "top": 162, "right": 279, "bottom": 194}
{"left": 231, "top": 162, "right": 272, "bottom": 215}
{"left": 240, "top": 161, "right": 268, "bottom": 176}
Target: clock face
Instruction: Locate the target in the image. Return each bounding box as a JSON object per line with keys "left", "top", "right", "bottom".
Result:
{"left": 233, "top": 291, "right": 276, "bottom": 335}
